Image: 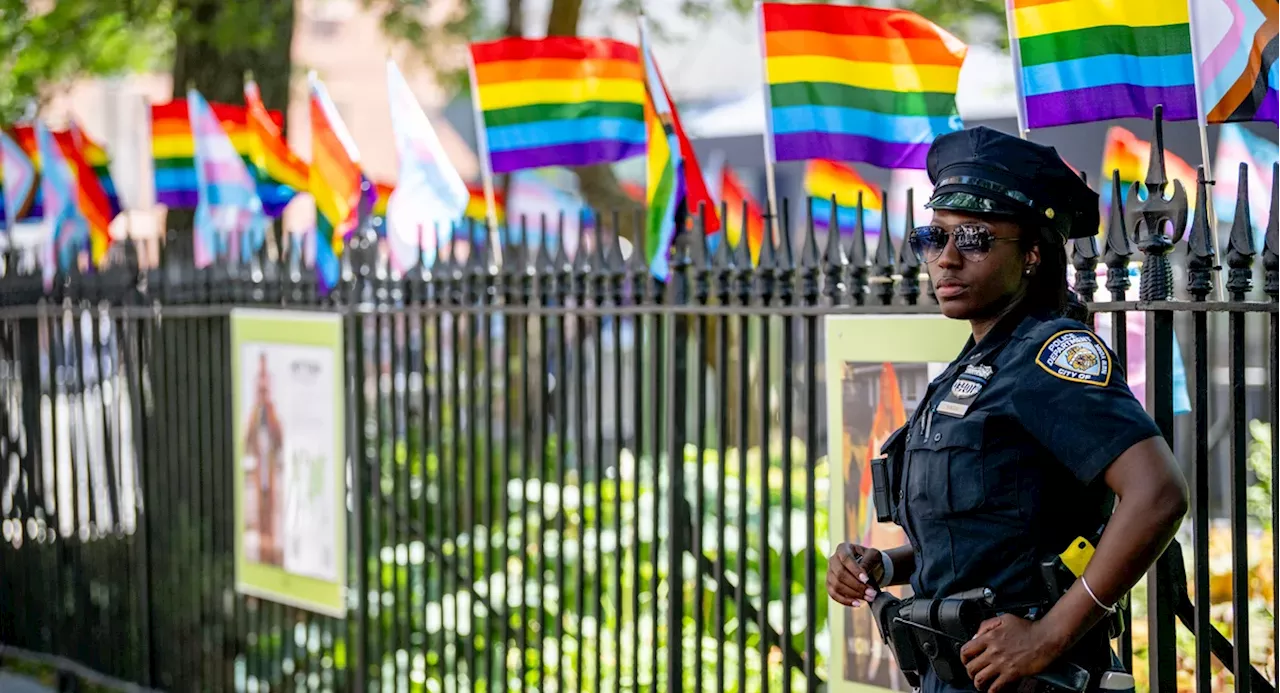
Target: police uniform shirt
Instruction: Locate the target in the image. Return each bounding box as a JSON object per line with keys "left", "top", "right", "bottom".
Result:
{"left": 886, "top": 308, "right": 1162, "bottom": 689}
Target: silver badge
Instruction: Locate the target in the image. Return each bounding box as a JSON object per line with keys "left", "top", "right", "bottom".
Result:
{"left": 965, "top": 364, "right": 994, "bottom": 379}
{"left": 951, "top": 378, "right": 983, "bottom": 399}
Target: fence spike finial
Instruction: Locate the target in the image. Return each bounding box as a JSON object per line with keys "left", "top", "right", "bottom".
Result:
{"left": 628, "top": 208, "right": 650, "bottom": 303}
{"left": 819, "top": 196, "right": 847, "bottom": 304}
{"left": 1070, "top": 170, "right": 1101, "bottom": 303}
{"left": 1185, "top": 166, "right": 1216, "bottom": 301}
{"left": 571, "top": 209, "right": 591, "bottom": 306}
{"left": 672, "top": 201, "right": 694, "bottom": 276}
{"left": 693, "top": 203, "right": 712, "bottom": 307}
{"left": 1225, "top": 162, "right": 1256, "bottom": 300}
{"left": 731, "top": 200, "right": 753, "bottom": 272}
{"left": 689, "top": 202, "right": 709, "bottom": 270}
{"left": 799, "top": 193, "right": 819, "bottom": 271}
{"left": 1264, "top": 162, "right": 1278, "bottom": 301}
{"left": 847, "top": 191, "right": 868, "bottom": 269}
{"left": 759, "top": 199, "right": 778, "bottom": 267}
{"left": 777, "top": 196, "right": 795, "bottom": 273}
{"left": 843, "top": 191, "right": 867, "bottom": 305}
{"left": 711, "top": 200, "right": 731, "bottom": 269}
{"left": 897, "top": 187, "right": 923, "bottom": 305}
{"left": 1144, "top": 104, "right": 1170, "bottom": 194}
{"left": 872, "top": 188, "right": 895, "bottom": 306}
{"left": 1103, "top": 169, "right": 1134, "bottom": 300}
{"left": 606, "top": 209, "right": 624, "bottom": 307}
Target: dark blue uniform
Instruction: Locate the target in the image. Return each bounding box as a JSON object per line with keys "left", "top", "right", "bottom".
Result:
{"left": 870, "top": 125, "right": 1159, "bottom": 693}
{"left": 884, "top": 309, "right": 1160, "bottom": 693}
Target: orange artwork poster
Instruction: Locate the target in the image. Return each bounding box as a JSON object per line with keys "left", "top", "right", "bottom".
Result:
{"left": 824, "top": 315, "right": 971, "bottom": 693}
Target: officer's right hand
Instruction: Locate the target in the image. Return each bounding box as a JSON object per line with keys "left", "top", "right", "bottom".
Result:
{"left": 826, "top": 542, "right": 883, "bottom": 608}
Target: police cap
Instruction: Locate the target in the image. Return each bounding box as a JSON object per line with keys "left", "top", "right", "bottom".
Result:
{"left": 923, "top": 126, "right": 1100, "bottom": 240}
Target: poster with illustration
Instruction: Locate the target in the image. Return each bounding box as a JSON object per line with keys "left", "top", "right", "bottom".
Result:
{"left": 824, "top": 314, "right": 971, "bottom": 693}
{"left": 232, "top": 309, "right": 347, "bottom": 618}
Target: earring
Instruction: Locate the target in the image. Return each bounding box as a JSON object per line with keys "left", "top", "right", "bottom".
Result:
{"left": 1024, "top": 266, "right": 1036, "bottom": 276}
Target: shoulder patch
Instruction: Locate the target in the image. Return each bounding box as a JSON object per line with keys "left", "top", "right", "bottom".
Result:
{"left": 1035, "top": 330, "right": 1112, "bottom": 386}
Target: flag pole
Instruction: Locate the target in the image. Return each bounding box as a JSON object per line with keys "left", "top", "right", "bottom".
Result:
{"left": 1185, "top": 0, "right": 1224, "bottom": 298}
{"left": 1004, "top": 0, "right": 1030, "bottom": 140}
{"left": 755, "top": 0, "right": 783, "bottom": 251}
{"left": 466, "top": 49, "right": 503, "bottom": 266}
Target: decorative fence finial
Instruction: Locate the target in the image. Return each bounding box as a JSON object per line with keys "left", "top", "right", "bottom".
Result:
{"left": 1127, "top": 105, "right": 1187, "bottom": 302}
{"left": 1264, "top": 162, "right": 1278, "bottom": 301}
{"left": 845, "top": 192, "right": 868, "bottom": 305}
{"left": 896, "top": 188, "right": 920, "bottom": 305}
{"left": 820, "top": 196, "right": 848, "bottom": 304}
{"left": 1225, "top": 162, "right": 1256, "bottom": 300}
{"left": 1185, "top": 166, "right": 1216, "bottom": 301}
{"left": 872, "top": 189, "right": 894, "bottom": 305}
{"left": 1103, "top": 170, "right": 1134, "bottom": 300}
{"left": 1070, "top": 170, "right": 1100, "bottom": 302}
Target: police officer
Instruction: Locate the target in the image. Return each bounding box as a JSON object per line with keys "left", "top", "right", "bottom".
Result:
{"left": 825, "top": 127, "right": 1190, "bottom": 693}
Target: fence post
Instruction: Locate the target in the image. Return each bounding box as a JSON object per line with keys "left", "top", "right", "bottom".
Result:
{"left": 1264, "top": 165, "right": 1279, "bottom": 691}
{"left": 1225, "top": 162, "right": 1257, "bottom": 693}
{"left": 1131, "top": 105, "right": 1185, "bottom": 693}
{"left": 1186, "top": 167, "right": 1216, "bottom": 693}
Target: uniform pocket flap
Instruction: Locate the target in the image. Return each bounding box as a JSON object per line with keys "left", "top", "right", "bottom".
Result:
{"left": 906, "top": 411, "right": 986, "bottom": 452}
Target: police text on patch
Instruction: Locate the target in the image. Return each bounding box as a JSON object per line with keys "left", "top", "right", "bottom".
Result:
{"left": 1035, "top": 330, "right": 1112, "bottom": 386}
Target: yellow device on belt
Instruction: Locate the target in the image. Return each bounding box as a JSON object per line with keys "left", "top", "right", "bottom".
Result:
{"left": 1060, "top": 536, "right": 1096, "bottom": 578}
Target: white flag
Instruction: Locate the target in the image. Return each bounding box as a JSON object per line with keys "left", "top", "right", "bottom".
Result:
{"left": 385, "top": 59, "right": 470, "bottom": 273}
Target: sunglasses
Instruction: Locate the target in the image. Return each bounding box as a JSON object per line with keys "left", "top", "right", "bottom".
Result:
{"left": 908, "top": 224, "right": 1020, "bottom": 264}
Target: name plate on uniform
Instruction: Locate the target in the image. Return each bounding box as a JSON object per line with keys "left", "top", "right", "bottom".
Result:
{"left": 936, "top": 364, "right": 993, "bottom": 418}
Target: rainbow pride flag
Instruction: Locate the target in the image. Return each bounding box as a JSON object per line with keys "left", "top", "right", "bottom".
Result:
{"left": 152, "top": 99, "right": 285, "bottom": 209}
{"left": 804, "top": 159, "right": 882, "bottom": 237}
{"left": 1189, "top": 0, "right": 1278, "bottom": 124}
{"left": 641, "top": 34, "right": 682, "bottom": 280}
{"left": 245, "top": 78, "right": 308, "bottom": 216}
{"left": 638, "top": 25, "right": 717, "bottom": 278}
{"left": 469, "top": 36, "right": 648, "bottom": 173}
{"left": 372, "top": 180, "right": 393, "bottom": 219}
{"left": 58, "top": 128, "right": 116, "bottom": 265}
{"left": 74, "top": 126, "right": 121, "bottom": 219}
{"left": 759, "top": 2, "right": 967, "bottom": 169}
{"left": 1009, "top": 0, "right": 1198, "bottom": 129}
{"left": 309, "top": 73, "right": 365, "bottom": 291}
{"left": 465, "top": 182, "right": 505, "bottom": 225}
{"left": 1099, "top": 125, "right": 1198, "bottom": 233}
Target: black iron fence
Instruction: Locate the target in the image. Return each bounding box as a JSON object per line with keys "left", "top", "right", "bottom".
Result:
{"left": 0, "top": 129, "right": 1277, "bottom": 693}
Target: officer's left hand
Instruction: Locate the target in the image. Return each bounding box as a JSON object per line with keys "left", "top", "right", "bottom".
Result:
{"left": 959, "top": 613, "right": 1065, "bottom": 693}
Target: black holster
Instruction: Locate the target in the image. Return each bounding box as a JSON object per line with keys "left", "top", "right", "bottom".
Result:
{"left": 868, "top": 588, "right": 1093, "bottom": 693}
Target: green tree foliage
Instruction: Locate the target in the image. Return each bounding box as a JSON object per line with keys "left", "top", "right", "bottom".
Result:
{"left": 898, "top": 0, "right": 1010, "bottom": 49}
{"left": 0, "top": 0, "right": 173, "bottom": 123}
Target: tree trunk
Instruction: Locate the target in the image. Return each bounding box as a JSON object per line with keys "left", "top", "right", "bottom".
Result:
{"left": 170, "top": 0, "right": 294, "bottom": 109}
{"left": 166, "top": 0, "right": 295, "bottom": 248}
{"left": 504, "top": 0, "right": 524, "bottom": 36}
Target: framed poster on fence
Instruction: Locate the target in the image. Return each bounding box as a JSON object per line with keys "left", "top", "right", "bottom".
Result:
{"left": 823, "top": 314, "right": 971, "bottom": 693}
{"left": 231, "top": 309, "right": 347, "bottom": 618}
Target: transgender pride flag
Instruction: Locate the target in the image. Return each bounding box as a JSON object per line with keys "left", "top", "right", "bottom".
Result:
{"left": 35, "top": 121, "right": 89, "bottom": 289}
{"left": 189, "top": 88, "right": 267, "bottom": 268}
